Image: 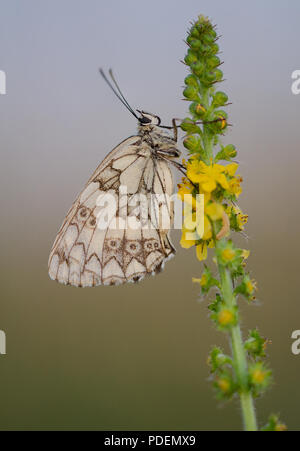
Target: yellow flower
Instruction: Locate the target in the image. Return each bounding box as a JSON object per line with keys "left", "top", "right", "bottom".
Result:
{"left": 206, "top": 202, "right": 224, "bottom": 221}
{"left": 228, "top": 175, "right": 243, "bottom": 197}
{"left": 192, "top": 273, "right": 208, "bottom": 286}
{"left": 196, "top": 202, "right": 224, "bottom": 241}
{"left": 200, "top": 215, "right": 212, "bottom": 241}
{"left": 218, "top": 309, "right": 235, "bottom": 326}
{"left": 179, "top": 176, "right": 226, "bottom": 261}
{"left": 237, "top": 212, "right": 248, "bottom": 228}
{"left": 200, "top": 273, "right": 208, "bottom": 286}
{"left": 219, "top": 116, "right": 227, "bottom": 129}
{"left": 221, "top": 248, "right": 236, "bottom": 262}
{"left": 224, "top": 162, "right": 239, "bottom": 176}
{"left": 251, "top": 369, "right": 267, "bottom": 384}
{"left": 196, "top": 242, "right": 207, "bottom": 261}
{"left": 177, "top": 178, "right": 194, "bottom": 203}
{"left": 242, "top": 249, "right": 250, "bottom": 260}
{"left": 180, "top": 227, "right": 196, "bottom": 249}
{"left": 187, "top": 160, "right": 229, "bottom": 193}
{"left": 217, "top": 378, "right": 230, "bottom": 393}
{"left": 226, "top": 204, "right": 248, "bottom": 230}
{"left": 183, "top": 211, "right": 196, "bottom": 231}
{"left": 246, "top": 279, "right": 257, "bottom": 295}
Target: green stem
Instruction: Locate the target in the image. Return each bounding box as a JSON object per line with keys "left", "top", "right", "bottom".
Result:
{"left": 201, "top": 88, "right": 213, "bottom": 163}
{"left": 217, "top": 248, "right": 258, "bottom": 431}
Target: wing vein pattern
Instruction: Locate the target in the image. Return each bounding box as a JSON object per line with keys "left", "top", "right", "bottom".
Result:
{"left": 48, "top": 134, "right": 176, "bottom": 287}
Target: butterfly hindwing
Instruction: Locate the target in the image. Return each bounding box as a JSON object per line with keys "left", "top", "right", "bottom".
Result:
{"left": 48, "top": 135, "right": 176, "bottom": 287}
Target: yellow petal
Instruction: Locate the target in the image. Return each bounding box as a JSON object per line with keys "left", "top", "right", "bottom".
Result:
{"left": 242, "top": 249, "right": 250, "bottom": 259}
{"left": 201, "top": 216, "right": 212, "bottom": 241}
{"left": 196, "top": 242, "right": 208, "bottom": 261}
{"left": 180, "top": 231, "right": 196, "bottom": 249}
{"left": 216, "top": 173, "right": 230, "bottom": 190}
{"left": 206, "top": 202, "right": 224, "bottom": 221}
{"left": 208, "top": 240, "right": 215, "bottom": 249}
{"left": 214, "top": 163, "right": 226, "bottom": 174}
{"left": 183, "top": 212, "right": 196, "bottom": 231}
{"left": 200, "top": 178, "right": 217, "bottom": 193}
{"left": 182, "top": 193, "right": 196, "bottom": 209}
{"left": 225, "top": 163, "right": 239, "bottom": 176}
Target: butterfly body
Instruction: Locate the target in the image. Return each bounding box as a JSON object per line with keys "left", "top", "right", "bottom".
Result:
{"left": 48, "top": 113, "right": 180, "bottom": 287}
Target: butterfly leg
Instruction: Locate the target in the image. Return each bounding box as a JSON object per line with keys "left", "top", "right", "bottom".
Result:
{"left": 171, "top": 118, "right": 181, "bottom": 142}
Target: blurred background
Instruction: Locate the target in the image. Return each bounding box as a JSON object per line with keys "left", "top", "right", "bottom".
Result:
{"left": 0, "top": 0, "right": 300, "bottom": 431}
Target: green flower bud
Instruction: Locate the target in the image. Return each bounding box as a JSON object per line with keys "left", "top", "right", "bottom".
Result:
{"left": 184, "top": 49, "right": 198, "bottom": 65}
{"left": 210, "top": 43, "right": 219, "bottom": 55}
{"left": 183, "top": 134, "right": 202, "bottom": 153}
{"left": 207, "top": 56, "right": 221, "bottom": 70}
{"left": 211, "top": 110, "right": 227, "bottom": 131}
{"left": 189, "top": 102, "right": 206, "bottom": 118}
{"left": 215, "top": 144, "right": 237, "bottom": 162}
{"left": 183, "top": 86, "right": 199, "bottom": 101}
{"left": 184, "top": 74, "right": 198, "bottom": 87}
{"left": 214, "top": 68, "right": 223, "bottom": 81}
{"left": 208, "top": 347, "right": 232, "bottom": 373}
{"left": 189, "top": 39, "right": 202, "bottom": 51}
{"left": 214, "top": 110, "right": 227, "bottom": 119}
{"left": 224, "top": 144, "right": 237, "bottom": 158}
{"left": 181, "top": 118, "right": 201, "bottom": 134}
{"left": 208, "top": 293, "right": 223, "bottom": 313}
{"left": 244, "top": 329, "right": 267, "bottom": 359}
{"left": 190, "top": 27, "right": 200, "bottom": 39}
{"left": 212, "top": 91, "right": 228, "bottom": 107}
{"left": 202, "top": 71, "right": 216, "bottom": 84}
{"left": 186, "top": 35, "right": 194, "bottom": 46}
{"left": 199, "top": 43, "right": 211, "bottom": 54}
{"left": 191, "top": 61, "right": 205, "bottom": 76}
{"left": 202, "top": 33, "right": 215, "bottom": 45}
{"left": 209, "top": 28, "right": 217, "bottom": 39}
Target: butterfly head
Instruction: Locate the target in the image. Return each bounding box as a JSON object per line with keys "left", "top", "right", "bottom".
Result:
{"left": 137, "top": 110, "right": 161, "bottom": 127}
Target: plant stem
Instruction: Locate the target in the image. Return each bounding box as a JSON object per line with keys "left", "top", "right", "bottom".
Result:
{"left": 217, "top": 244, "right": 258, "bottom": 431}
{"left": 202, "top": 89, "right": 213, "bottom": 163}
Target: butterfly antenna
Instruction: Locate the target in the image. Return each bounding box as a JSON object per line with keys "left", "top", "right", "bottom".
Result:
{"left": 99, "top": 68, "right": 139, "bottom": 120}
{"left": 108, "top": 69, "right": 137, "bottom": 115}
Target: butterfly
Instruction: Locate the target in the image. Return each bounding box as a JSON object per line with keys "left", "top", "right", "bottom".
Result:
{"left": 48, "top": 69, "right": 185, "bottom": 287}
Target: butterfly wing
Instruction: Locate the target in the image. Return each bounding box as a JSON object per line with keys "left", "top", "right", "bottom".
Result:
{"left": 48, "top": 135, "right": 176, "bottom": 287}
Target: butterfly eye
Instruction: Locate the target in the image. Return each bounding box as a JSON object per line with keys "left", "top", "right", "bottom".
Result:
{"left": 139, "top": 116, "right": 152, "bottom": 125}
{"left": 138, "top": 111, "right": 161, "bottom": 126}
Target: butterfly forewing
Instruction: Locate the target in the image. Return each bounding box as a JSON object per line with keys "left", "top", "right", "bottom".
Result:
{"left": 48, "top": 131, "right": 177, "bottom": 287}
